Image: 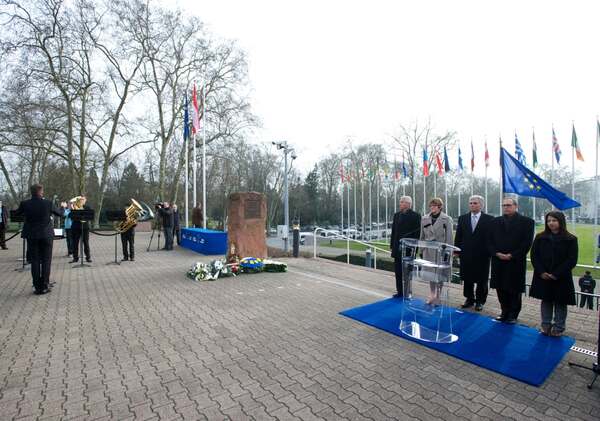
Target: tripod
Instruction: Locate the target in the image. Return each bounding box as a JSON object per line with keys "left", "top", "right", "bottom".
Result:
{"left": 569, "top": 307, "right": 600, "bottom": 389}
{"left": 147, "top": 214, "right": 162, "bottom": 252}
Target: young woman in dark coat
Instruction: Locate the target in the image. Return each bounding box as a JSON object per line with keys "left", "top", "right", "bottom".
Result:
{"left": 529, "top": 211, "right": 578, "bottom": 337}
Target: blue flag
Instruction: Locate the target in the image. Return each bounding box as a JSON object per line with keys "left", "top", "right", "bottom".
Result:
{"left": 183, "top": 95, "right": 190, "bottom": 141}
{"left": 515, "top": 133, "right": 526, "bottom": 165}
{"left": 402, "top": 160, "right": 408, "bottom": 178}
{"left": 458, "top": 146, "right": 464, "bottom": 170}
{"left": 501, "top": 148, "right": 580, "bottom": 210}
{"left": 443, "top": 146, "right": 451, "bottom": 172}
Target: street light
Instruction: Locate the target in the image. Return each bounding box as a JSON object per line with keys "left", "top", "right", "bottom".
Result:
{"left": 272, "top": 141, "right": 296, "bottom": 252}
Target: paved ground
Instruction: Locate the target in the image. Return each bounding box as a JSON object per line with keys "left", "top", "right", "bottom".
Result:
{"left": 0, "top": 232, "right": 598, "bottom": 420}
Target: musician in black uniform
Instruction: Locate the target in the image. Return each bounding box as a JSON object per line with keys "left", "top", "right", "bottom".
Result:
{"left": 0, "top": 200, "right": 8, "bottom": 250}
{"left": 15, "top": 184, "right": 66, "bottom": 294}
{"left": 121, "top": 221, "right": 136, "bottom": 261}
{"left": 70, "top": 195, "right": 93, "bottom": 263}
{"left": 390, "top": 196, "right": 422, "bottom": 297}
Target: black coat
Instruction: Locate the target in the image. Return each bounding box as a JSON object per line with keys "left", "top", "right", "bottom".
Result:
{"left": 390, "top": 209, "right": 421, "bottom": 258}
{"left": 529, "top": 232, "right": 577, "bottom": 305}
{"left": 159, "top": 207, "right": 174, "bottom": 228}
{"left": 487, "top": 213, "right": 535, "bottom": 293}
{"left": 71, "top": 205, "right": 93, "bottom": 232}
{"left": 15, "top": 196, "right": 64, "bottom": 239}
{"left": 454, "top": 212, "right": 494, "bottom": 284}
{"left": 0, "top": 205, "right": 7, "bottom": 227}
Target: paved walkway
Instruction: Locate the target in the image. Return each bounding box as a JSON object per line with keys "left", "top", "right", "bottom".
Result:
{"left": 0, "top": 232, "right": 598, "bottom": 420}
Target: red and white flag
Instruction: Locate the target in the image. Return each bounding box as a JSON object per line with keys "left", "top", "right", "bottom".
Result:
{"left": 191, "top": 83, "right": 200, "bottom": 134}
{"left": 484, "top": 141, "right": 490, "bottom": 167}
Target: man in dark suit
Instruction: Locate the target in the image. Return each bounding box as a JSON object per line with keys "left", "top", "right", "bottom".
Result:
{"left": 0, "top": 200, "right": 8, "bottom": 250}
{"left": 158, "top": 202, "right": 174, "bottom": 250}
{"left": 70, "top": 196, "right": 93, "bottom": 263}
{"left": 15, "top": 184, "right": 66, "bottom": 294}
{"left": 454, "top": 195, "right": 494, "bottom": 311}
{"left": 390, "top": 196, "right": 421, "bottom": 297}
{"left": 487, "top": 197, "right": 535, "bottom": 323}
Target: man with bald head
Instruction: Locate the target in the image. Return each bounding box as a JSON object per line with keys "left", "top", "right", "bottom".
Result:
{"left": 390, "top": 196, "right": 421, "bottom": 297}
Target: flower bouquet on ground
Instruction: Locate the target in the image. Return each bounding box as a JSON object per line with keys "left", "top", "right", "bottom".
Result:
{"left": 239, "top": 257, "right": 264, "bottom": 273}
{"left": 263, "top": 259, "right": 287, "bottom": 272}
{"left": 187, "top": 262, "right": 217, "bottom": 281}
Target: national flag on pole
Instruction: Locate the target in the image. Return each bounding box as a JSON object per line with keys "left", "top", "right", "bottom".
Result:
{"left": 423, "top": 147, "right": 429, "bottom": 176}
{"left": 339, "top": 162, "right": 345, "bottom": 183}
{"left": 443, "top": 146, "right": 451, "bottom": 172}
{"left": 458, "top": 146, "right": 464, "bottom": 170}
{"left": 515, "top": 133, "right": 526, "bottom": 165}
{"left": 597, "top": 118, "right": 600, "bottom": 144}
{"left": 402, "top": 157, "right": 408, "bottom": 178}
{"left": 572, "top": 124, "right": 584, "bottom": 161}
{"left": 470, "top": 141, "right": 475, "bottom": 171}
{"left": 183, "top": 95, "right": 190, "bottom": 141}
{"left": 532, "top": 129, "right": 538, "bottom": 167}
{"left": 484, "top": 141, "right": 490, "bottom": 167}
{"left": 191, "top": 83, "right": 200, "bottom": 134}
{"left": 552, "top": 127, "right": 561, "bottom": 164}
{"left": 501, "top": 147, "right": 580, "bottom": 210}
{"left": 435, "top": 151, "right": 444, "bottom": 176}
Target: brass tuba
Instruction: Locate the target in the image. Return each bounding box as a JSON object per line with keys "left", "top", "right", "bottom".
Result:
{"left": 69, "top": 196, "right": 85, "bottom": 210}
{"left": 115, "top": 198, "right": 154, "bottom": 233}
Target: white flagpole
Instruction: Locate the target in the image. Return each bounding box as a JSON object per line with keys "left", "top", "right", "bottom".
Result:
{"left": 376, "top": 172, "right": 380, "bottom": 236}
{"left": 385, "top": 181, "right": 389, "bottom": 234}
{"left": 368, "top": 175, "right": 372, "bottom": 241}
{"left": 484, "top": 162, "right": 488, "bottom": 214}
{"left": 433, "top": 168, "right": 437, "bottom": 198}
{"left": 422, "top": 168, "right": 426, "bottom": 216}
{"left": 444, "top": 172, "right": 448, "bottom": 217}
{"left": 185, "top": 134, "right": 189, "bottom": 228}
{"left": 353, "top": 175, "right": 357, "bottom": 230}
{"left": 340, "top": 183, "right": 343, "bottom": 233}
{"left": 361, "top": 177, "right": 365, "bottom": 240}
{"left": 595, "top": 117, "right": 599, "bottom": 265}
{"left": 202, "top": 81, "right": 207, "bottom": 229}
{"left": 457, "top": 171, "right": 461, "bottom": 216}
{"left": 499, "top": 136, "right": 503, "bottom": 215}
{"left": 347, "top": 176, "right": 350, "bottom": 263}
{"left": 571, "top": 121, "right": 575, "bottom": 230}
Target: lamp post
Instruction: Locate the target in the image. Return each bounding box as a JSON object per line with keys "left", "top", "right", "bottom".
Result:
{"left": 273, "top": 141, "right": 296, "bottom": 252}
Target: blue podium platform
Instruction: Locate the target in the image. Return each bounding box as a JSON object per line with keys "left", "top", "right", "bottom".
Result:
{"left": 181, "top": 228, "right": 227, "bottom": 255}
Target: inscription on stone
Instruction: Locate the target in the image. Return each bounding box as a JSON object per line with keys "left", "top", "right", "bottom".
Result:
{"left": 244, "top": 199, "right": 261, "bottom": 219}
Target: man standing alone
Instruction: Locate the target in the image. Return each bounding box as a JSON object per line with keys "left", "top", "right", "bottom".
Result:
{"left": 16, "top": 184, "right": 66, "bottom": 294}
{"left": 158, "top": 202, "right": 174, "bottom": 250}
{"left": 0, "top": 200, "right": 7, "bottom": 250}
{"left": 454, "top": 195, "right": 494, "bottom": 311}
{"left": 488, "top": 197, "right": 534, "bottom": 323}
{"left": 390, "top": 196, "right": 421, "bottom": 298}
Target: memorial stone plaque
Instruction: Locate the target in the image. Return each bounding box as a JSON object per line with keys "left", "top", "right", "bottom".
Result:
{"left": 244, "top": 199, "right": 261, "bottom": 219}
{"left": 227, "top": 192, "right": 267, "bottom": 259}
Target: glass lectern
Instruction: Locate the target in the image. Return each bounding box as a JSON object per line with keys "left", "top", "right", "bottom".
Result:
{"left": 399, "top": 238, "right": 460, "bottom": 344}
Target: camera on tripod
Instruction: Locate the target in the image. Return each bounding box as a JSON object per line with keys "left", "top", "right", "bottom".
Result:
{"left": 154, "top": 202, "right": 163, "bottom": 209}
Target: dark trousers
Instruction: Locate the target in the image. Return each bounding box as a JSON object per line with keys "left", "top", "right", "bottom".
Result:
{"left": 463, "top": 280, "right": 489, "bottom": 305}
{"left": 173, "top": 227, "right": 180, "bottom": 245}
{"left": 65, "top": 228, "right": 73, "bottom": 254}
{"left": 72, "top": 229, "right": 90, "bottom": 260}
{"left": 121, "top": 230, "right": 135, "bottom": 259}
{"left": 394, "top": 258, "right": 404, "bottom": 296}
{"left": 496, "top": 289, "right": 522, "bottom": 319}
{"left": 0, "top": 224, "right": 6, "bottom": 248}
{"left": 27, "top": 237, "right": 53, "bottom": 292}
{"left": 163, "top": 226, "right": 173, "bottom": 250}
{"left": 580, "top": 292, "right": 595, "bottom": 310}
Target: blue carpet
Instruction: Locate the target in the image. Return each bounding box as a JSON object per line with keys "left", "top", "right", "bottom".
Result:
{"left": 340, "top": 298, "right": 575, "bottom": 386}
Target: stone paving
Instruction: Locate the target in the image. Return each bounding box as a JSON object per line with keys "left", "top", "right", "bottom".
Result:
{"left": 0, "top": 232, "right": 598, "bottom": 420}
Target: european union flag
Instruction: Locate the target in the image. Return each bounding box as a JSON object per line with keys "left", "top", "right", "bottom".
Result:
{"left": 501, "top": 148, "right": 580, "bottom": 210}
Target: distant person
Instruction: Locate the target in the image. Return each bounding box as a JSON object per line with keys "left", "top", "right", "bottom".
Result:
{"left": 192, "top": 202, "right": 203, "bottom": 228}
{"left": 120, "top": 220, "right": 136, "bottom": 262}
{"left": 389, "top": 196, "right": 421, "bottom": 298}
{"left": 454, "top": 195, "right": 494, "bottom": 311}
{"left": 15, "top": 184, "right": 66, "bottom": 294}
{"left": 579, "top": 271, "right": 596, "bottom": 310}
{"left": 172, "top": 204, "right": 181, "bottom": 245}
{"left": 420, "top": 198, "right": 453, "bottom": 305}
{"left": 158, "top": 202, "right": 174, "bottom": 250}
{"left": 63, "top": 202, "right": 73, "bottom": 256}
{"left": 70, "top": 195, "right": 93, "bottom": 263}
{"left": 530, "top": 211, "right": 577, "bottom": 336}
{"left": 487, "top": 197, "right": 534, "bottom": 324}
{"left": 0, "top": 200, "right": 7, "bottom": 250}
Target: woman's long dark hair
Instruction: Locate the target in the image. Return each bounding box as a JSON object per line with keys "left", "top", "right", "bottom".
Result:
{"left": 539, "top": 211, "right": 573, "bottom": 238}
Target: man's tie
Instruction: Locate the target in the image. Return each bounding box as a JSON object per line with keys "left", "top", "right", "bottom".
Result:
{"left": 471, "top": 214, "right": 478, "bottom": 232}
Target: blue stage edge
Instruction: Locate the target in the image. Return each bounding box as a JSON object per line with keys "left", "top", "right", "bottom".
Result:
{"left": 340, "top": 298, "right": 575, "bottom": 386}
{"left": 181, "top": 228, "right": 227, "bottom": 255}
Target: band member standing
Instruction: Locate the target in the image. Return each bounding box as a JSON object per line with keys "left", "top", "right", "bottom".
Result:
{"left": 0, "top": 200, "right": 7, "bottom": 250}
{"left": 192, "top": 202, "right": 203, "bottom": 228}
{"left": 70, "top": 196, "right": 93, "bottom": 263}
{"left": 487, "top": 197, "right": 534, "bottom": 323}
{"left": 454, "top": 195, "right": 494, "bottom": 311}
{"left": 121, "top": 222, "right": 136, "bottom": 262}
{"left": 158, "top": 202, "right": 174, "bottom": 250}
{"left": 63, "top": 202, "right": 74, "bottom": 256}
{"left": 390, "top": 196, "right": 421, "bottom": 298}
{"left": 172, "top": 204, "right": 181, "bottom": 245}
{"left": 15, "top": 184, "right": 66, "bottom": 294}
{"left": 420, "top": 198, "right": 453, "bottom": 305}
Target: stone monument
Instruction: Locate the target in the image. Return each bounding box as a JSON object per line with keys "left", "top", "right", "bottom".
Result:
{"left": 227, "top": 192, "right": 267, "bottom": 260}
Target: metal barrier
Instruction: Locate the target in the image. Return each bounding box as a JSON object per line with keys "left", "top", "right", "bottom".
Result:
{"left": 312, "top": 227, "right": 391, "bottom": 269}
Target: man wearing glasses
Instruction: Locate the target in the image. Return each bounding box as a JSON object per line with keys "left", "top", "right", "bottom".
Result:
{"left": 487, "top": 197, "right": 535, "bottom": 323}
{"left": 454, "top": 195, "right": 494, "bottom": 311}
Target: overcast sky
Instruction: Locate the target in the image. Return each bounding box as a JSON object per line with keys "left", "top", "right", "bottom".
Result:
{"left": 179, "top": 0, "right": 600, "bottom": 179}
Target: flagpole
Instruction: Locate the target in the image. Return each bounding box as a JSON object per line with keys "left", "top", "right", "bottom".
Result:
{"left": 347, "top": 178, "right": 350, "bottom": 263}
{"left": 457, "top": 172, "right": 461, "bottom": 216}
{"left": 571, "top": 121, "right": 575, "bottom": 230}
{"left": 340, "top": 182, "right": 343, "bottom": 234}
{"left": 185, "top": 133, "right": 189, "bottom": 228}
{"left": 422, "top": 168, "right": 426, "bottom": 216}
{"left": 412, "top": 156, "right": 416, "bottom": 208}
{"left": 595, "top": 117, "right": 599, "bottom": 267}
{"left": 202, "top": 80, "right": 207, "bottom": 229}
{"left": 484, "top": 140, "right": 488, "bottom": 214}
{"left": 444, "top": 173, "right": 448, "bottom": 217}
{"left": 353, "top": 173, "right": 357, "bottom": 230}
{"left": 368, "top": 175, "right": 372, "bottom": 241}
{"left": 532, "top": 127, "right": 536, "bottom": 222}
{"left": 377, "top": 171, "right": 380, "bottom": 237}
{"left": 385, "top": 182, "right": 389, "bottom": 235}
{"left": 361, "top": 177, "right": 365, "bottom": 240}
{"left": 499, "top": 136, "right": 503, "bottom": 215}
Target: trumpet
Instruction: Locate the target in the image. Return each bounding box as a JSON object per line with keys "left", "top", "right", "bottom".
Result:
{"left": 115, "top": 198, "right": 155, "bottom": 233}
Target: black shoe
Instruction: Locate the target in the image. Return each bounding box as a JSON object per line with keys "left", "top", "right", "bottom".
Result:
{"left": 49, "top": 282, "right": 56, "bottom": 288}
{"left": 495, "top": 314, "right": 507, "bottom": 322}
{"left": 34, "top": 288, "right": 50, "bottom": 295}
{"left": 505, "top": 318, "right": 517, "bottom": 324}
{"left": 474, "top": 304, "right": 483, "bottom": 311}
{"left": 122, "top": 257, "right": 129, "bottom": 261}
{"left": 70, "top": 259, "right": 79, "bottom": 263}
{"left": 129, "top": 257, "right": 135, "bottom": 261}
{"left": 86, "top": 258, "right": 92, "bottom": 263}
{"left": 461, "top": 300, "right": 475, "bottom": 309}
{"left": 392, "top": 293, "right": 403, "bottom": 298}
